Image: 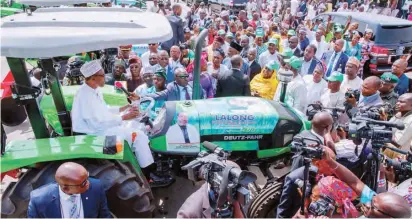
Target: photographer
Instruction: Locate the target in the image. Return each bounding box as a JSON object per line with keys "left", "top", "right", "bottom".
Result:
{"left": 322, "top": 146, "right": 411, "bottom": 218}
{"left": 177, "top": 160, "right": 245, "bottom": 218}
{"left": 384, "top": 93, "right": 412, "bottom": 159}
{"left": 277, "top": 146, "right": 337, "bottom": 218}
{"left": 345, "top": 76, "right": 383, "bottom": 116}
{"left": 291, "top": 111, "right": 334, "bottom": 171}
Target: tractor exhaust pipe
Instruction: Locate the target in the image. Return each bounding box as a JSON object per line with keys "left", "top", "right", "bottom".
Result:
{"left": 276, "top": 68, "right": 293, "bottom": 103}
{"left": 192, "top": 29, "right": 208, "bottom": 100}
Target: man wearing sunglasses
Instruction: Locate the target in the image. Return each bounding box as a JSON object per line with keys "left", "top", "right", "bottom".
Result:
{"left": 141, "top": 43, "right": 159, "bottom": 68}
{"left": 28, "top": 162, "right": 111, "bottom": 218}
{"left": 145, "top": 68, "right": 205, "bottom": 101}
{"left": 322, "top": 146, "right": 411, "bottom": 218}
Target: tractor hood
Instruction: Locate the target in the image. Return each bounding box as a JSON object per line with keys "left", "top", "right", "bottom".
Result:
{"left": 150, "top": 97, "right": 309, "bottom": 156}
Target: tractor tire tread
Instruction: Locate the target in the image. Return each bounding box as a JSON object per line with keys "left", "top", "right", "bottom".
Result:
{"left": 247, "top": 181, "right": 283, "bottom": 218}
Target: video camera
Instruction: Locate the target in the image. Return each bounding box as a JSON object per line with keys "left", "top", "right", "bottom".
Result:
{"left": 182, "top": 141, "right": 257, "bottom": 218}
{"left": 63, "top": 56, "right": 85, "bottom": 86}
{"left": 308, "top": 194, "right": 336, "bottom": 217}
{"left": 345, "top": 89, "right": 361, "bottom": 101}
{"left": 306, "top": 103, "right": 346, "bottom": 129}
{"left": 347, "top": 117, "right": 404, "bottom": 146}
{"left": 384, "top": 146, "right": 412, "bottom": 183}
{"left": 291, "top": 136, "right": 324, "bottom": 160}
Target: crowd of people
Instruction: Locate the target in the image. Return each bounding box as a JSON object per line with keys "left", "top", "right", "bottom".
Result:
{"left": 104, "top": 0, "right": 411, "bottom": 119}
{"left": 26, "top": 0, "right": 412, "bottom": 218}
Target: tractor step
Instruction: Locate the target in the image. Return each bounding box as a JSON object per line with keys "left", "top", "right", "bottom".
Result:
{"left": 247, "top": 165, "right": 267, "bottom": 191}
{"left": 267, "top": 165, "right": 291, "bottom": 181}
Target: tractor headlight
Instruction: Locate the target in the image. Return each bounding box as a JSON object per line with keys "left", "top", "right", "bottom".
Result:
{"left": 277, "top": 68, "right": 293, "bottom": 83}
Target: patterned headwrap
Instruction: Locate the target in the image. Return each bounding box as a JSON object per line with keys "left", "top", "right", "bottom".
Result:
{"left": 313, "top": 176, "right": 359, "bottom": 218}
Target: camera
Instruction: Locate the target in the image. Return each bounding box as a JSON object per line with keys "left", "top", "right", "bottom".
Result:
{"left": 308, "top": 194, "right": 336, "bottom": 217}
{"left": 385, "top": 147, "right": 412, "bottom": 183}
{"left": 63, "top": 56, "right": 85, "bottom": 86}
{"left": 291, "top": 136, "right": 324, "bottom": 159}
{"left": 347, "top": 117, "right": 404, "bottom": 145}
{"left": 345, "top": 89, "right": 360, "bottom": 101}
{"left": 306, "top": 103, "right": 345, "bottom": 129}
{"left": 182, "top": 141, "right": 256, "bottom": 218}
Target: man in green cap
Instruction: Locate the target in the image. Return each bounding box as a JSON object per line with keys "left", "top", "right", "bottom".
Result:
{"left": 273, "top": 56, "right": 307, "bottom": 113}
{"left": 320, "top": 71, "right": 346, "bottom": 108}
{"left": 279, "top": 47, "right": 293, "bottom": 67}
{"left": 288, "top": 36, "right": 302, "bottom": 58}
{"left": 379, "top": 72, "right": 399, "bottom": 108}
{"left": 217, "top": 29, "right": 229, "bottom": 54}
{"left": 258, "top": 38, "right": 280, "bottom": 69}
{"left": 225, "top": 32, "right": 234, "bottom": 44}
{"left": 287, "top": 29, "right": 296, "bottom": 38}
{"left": 254, "top": 28, "right": 267, "bottom": 61}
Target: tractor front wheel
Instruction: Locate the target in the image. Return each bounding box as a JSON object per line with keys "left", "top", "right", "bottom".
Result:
{"left": 1, "top": 159, "right": 155, "bottom": 218}
{"left": 247, "top": 181, "right": 283, "bottom": 218}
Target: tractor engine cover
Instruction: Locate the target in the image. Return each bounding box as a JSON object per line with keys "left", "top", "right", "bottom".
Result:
{"left": 149, "top": 97, "right": 307, "bottom": 156}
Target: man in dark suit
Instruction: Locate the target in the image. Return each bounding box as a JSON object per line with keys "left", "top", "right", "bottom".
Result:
{"left": 28, "top": 162, "right": 111, "bottom": 218}
{"left": 290, "top": 111, "right": 334, "bottom": 171}
{"left": 289, "top": 36, "right": 303, "bottom": 58}
{"left": 325, "top": 39, "right": 349, "bottom": 77}
{"left": 161, "top": 4, "right": 185, "bottom": 53}
{"left": 244, "top": 48, "right": 261, "bottom": 80}
{"left": 216, "top": 55, "right": 251, "bottom": 97}
{"left": 301, "top": 44, "right": 322, "bottom": 76}
{"left": 146, "top": 68, "right": 205, "bottom": 101}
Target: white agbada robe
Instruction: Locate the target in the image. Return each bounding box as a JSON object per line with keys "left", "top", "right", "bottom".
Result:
{"left": 273, "top": 74, "right": 307, "bottom": 113}
{"left": 340, "top": 75, "right": 363, "bottom": 93}
{"left": 303, "top": 75, "right": 328, "bottom": 104}
{"left": 258, "top": 50, "right": 279, "bottom": 69}
{"left": 71, "top": 84, "right": 154, "bottom": 168}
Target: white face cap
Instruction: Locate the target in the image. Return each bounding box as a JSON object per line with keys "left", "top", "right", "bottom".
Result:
{"left": 220, "top": 10, "right": 229, "bottom": 17}
{"left": 80, "top": 60, "right": 103, "bottom": 77}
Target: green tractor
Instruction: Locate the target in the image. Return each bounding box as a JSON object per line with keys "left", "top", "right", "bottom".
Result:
{"left": 0, "top": 5, "right": 173, "bottom": 218}
{"left": 1, "top": 3, "right": 311, "bottom": 219}
{"left": 1, "top": 0, "right": 26, "bottom": 17}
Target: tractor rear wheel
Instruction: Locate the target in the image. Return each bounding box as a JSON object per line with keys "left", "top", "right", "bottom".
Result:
{"left": 1, "top": 159, "right": 155, "bottom": 218}
{"left": 247, "top": 181, "right": 283, "bottom": 218}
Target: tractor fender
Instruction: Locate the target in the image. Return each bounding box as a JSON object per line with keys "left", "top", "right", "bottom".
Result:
{"left": 1, "top": 135, "right": 140, "bottom": 173}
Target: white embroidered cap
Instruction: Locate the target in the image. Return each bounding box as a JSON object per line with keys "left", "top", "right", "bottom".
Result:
{"left": 80, "top": 60, "right": 103, "bottom": 77}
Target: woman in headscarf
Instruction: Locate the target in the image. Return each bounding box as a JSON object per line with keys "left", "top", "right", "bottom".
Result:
{"left": 309, "top": 176, "right": 359, "bottom": 218}
{"left": 179, "top": 43, "right": 195, "bottom": 67}
{"left": 359, "top": 29, "right": 374, "bottom": 78}
{"left": 250, "top": 60, "right": 279, "bottom": 100}
{"left": 126, "top": 57, "right": 143, "bottom": 92}
{"left": 344, "top": 31, "right": 362, "bottom": 61}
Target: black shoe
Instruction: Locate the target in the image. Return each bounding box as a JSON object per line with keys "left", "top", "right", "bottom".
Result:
{"left": 149, "top": 173, "right": 175, "bottom": 188}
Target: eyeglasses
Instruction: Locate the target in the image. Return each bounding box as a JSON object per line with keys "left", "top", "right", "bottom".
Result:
{"left": 361, "top": 195, "right": 396, "bottom": 218}
{"left": 149, "top": 43, "right": 157, "bottom": 46}
{"left": 177, "top": 74, "right": 189, "bottom": 79}
{"left": 64, "top": 173, "right": 89, "bottom": 188}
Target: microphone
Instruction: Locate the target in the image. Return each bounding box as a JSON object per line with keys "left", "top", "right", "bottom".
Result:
{"left": 115, "top": 81, "right": 132, "bottom": 97}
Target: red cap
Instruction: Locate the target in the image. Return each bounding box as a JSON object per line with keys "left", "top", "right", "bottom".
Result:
{"left": 119, "top": 45, "right": 132, "bottom": 51}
